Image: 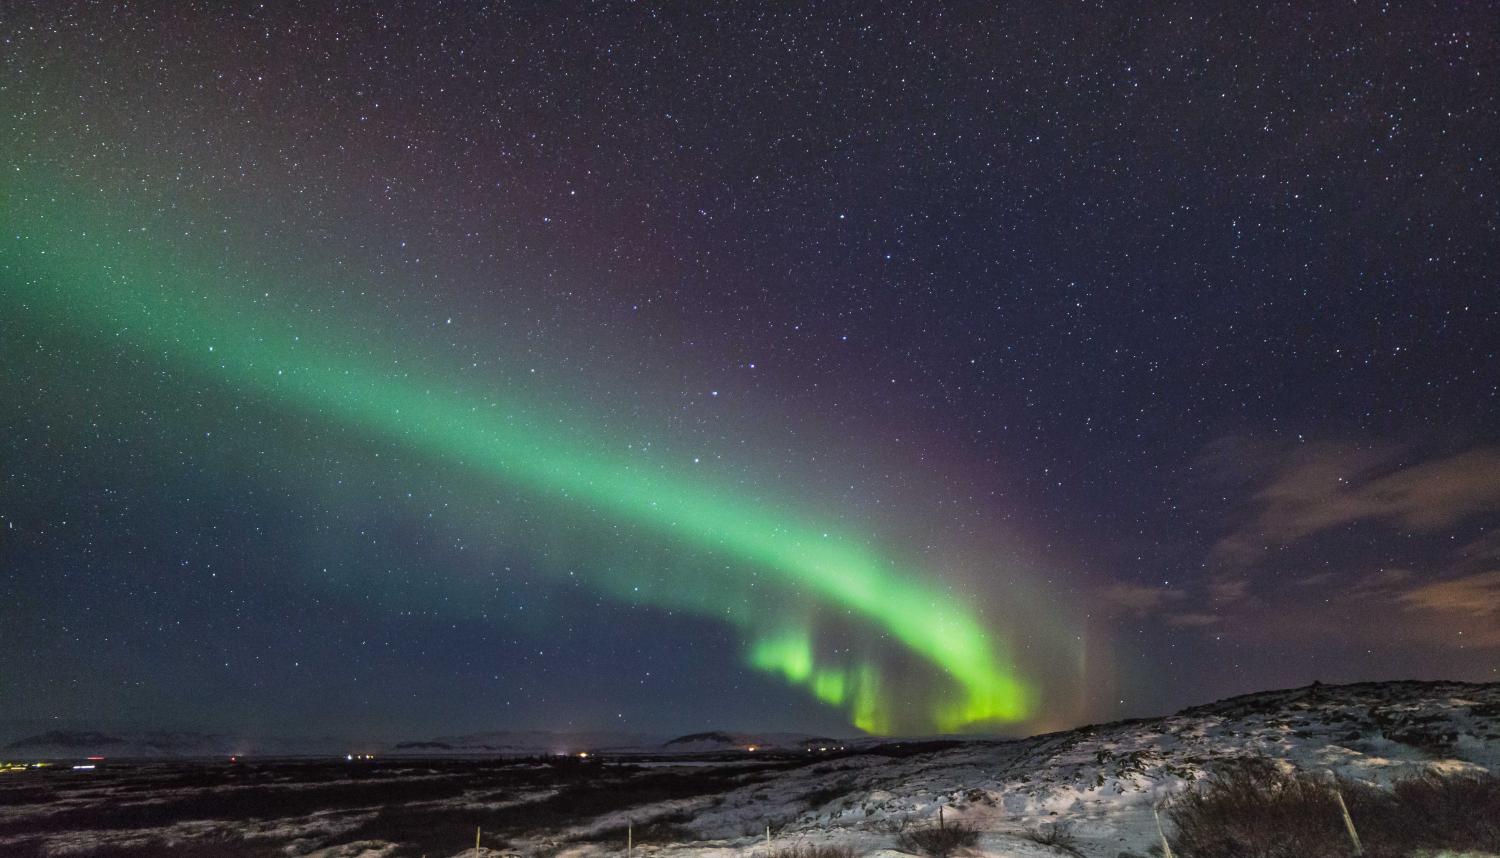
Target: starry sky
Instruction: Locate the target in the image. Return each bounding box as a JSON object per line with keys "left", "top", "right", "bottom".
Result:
{"left": 2, "top": 2, "right": 1497, "bottom": 741}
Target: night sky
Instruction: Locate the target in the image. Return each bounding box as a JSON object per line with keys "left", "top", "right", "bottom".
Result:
{"left": 2, "top": 2, "right": 1497, "bottom": 742}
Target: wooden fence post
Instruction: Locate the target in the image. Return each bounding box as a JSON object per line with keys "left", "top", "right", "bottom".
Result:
{"left": 1153, "top": 803, "right": 1174, "bottom": 858}
{"left": 1334, "top": 784, "right": 1364, "bottom": 856}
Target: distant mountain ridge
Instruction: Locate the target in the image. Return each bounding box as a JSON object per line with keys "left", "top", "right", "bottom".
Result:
{"left": 2, "top": 727, "right": 846, "bottom": 759}
{"left": 662, "top": 731, "right": 845, "bottom": 751}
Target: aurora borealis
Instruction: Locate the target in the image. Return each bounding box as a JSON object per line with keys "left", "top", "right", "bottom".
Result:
{"left": 4, "top": 173, "right": 1035, "bottom": 733}
{"left": 3, "top": 3, "right": 1498, "bottom": 741}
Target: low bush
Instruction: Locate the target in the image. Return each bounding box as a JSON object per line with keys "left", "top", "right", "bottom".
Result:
{"left": 1168, "top": 759, "right": 1349, "bottom": 858}
{"left": 896, "top": 821, "right": 979, "bottom": 857}
{"left": 800, "top": 775, "right": 857, "bottom": 809}
{"left": 1358, "top": 771, "right": 1500, "bottom": 854}
{"left": 1167, "top": 758, "right": 1500, "bottom": 858}
{"left": 769, "top": 845, "right": 856, "bottom": 858}
{"left": 588, "top": 811, "right": 696, "bottom": 846}
{"left": 1021, "top": 820, "right": 1079, "bottom": 854}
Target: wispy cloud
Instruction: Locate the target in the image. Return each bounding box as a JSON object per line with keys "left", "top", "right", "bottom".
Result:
{"left": 1095, "top": 583, "right": 1222, "bottom": 628}
{"left": 1378, "top": 568, "right": 1500, "bottom": 647}
{"left": 1152, "top": 440, "right": 1500, "bottom": 652}
{"left": 1166, "top": 612, "right": 1221, "bottom": 628}
{"left": 1099, "top": 440, "right": 1500, "bottom": 652}
{"left": 1097, "top": 583, "right": 1185, "bottom": 615}
{"left": 1171, "top": 564, "right": 1500, "bottom": 650}
{"left": 1207, "top": 577, "right": 1251, "bottom": 603}
{"left": 1210, "top": 443, "right": 1500, "bottom": 565}
{"left": 1399, "top": 570, "right": 1500, "bottom": 620}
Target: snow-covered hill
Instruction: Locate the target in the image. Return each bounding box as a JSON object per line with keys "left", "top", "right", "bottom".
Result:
{"left": 561, "top": 680, "right": 1500, "bottom": 858}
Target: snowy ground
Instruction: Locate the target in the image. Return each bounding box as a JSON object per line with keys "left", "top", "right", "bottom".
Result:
{"left": 2, "top": 680, "right": 1496, "bottom": 857}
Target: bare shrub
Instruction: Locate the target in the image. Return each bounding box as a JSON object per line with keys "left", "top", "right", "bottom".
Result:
{"left": 769, "top": 845, "right": 856, "bottom": 858}
{"left": 800, "top": 775, "right": 857, "bottom": 809}
{"left": 1168, "top": 759, "right": 1348, "bottom": 858}
{"left": 1354, "top": 770, "right": 1500, "bottom": 855}
{"left": 896, "top": 821, "right": 979, "bottom": 857}
{"left": 1167, "top": 759, "right": 1500, "bottom": 858}
{"left": 871, "top": 813, "right": 911, "bottom": 834}
{"left": 588, "top": 814, "right": 695, "bottom": 846}
{"left": 1021, "top": 821, "right": 1079, "bottom": 854}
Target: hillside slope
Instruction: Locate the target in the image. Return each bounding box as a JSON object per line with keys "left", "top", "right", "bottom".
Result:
{"left": 579, "top": 680, "right": 1499, "bottom": 858}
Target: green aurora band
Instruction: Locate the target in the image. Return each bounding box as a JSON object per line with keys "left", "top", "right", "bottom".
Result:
{"left": 1, "top": 176, "right": 1034, "bottom": 733}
